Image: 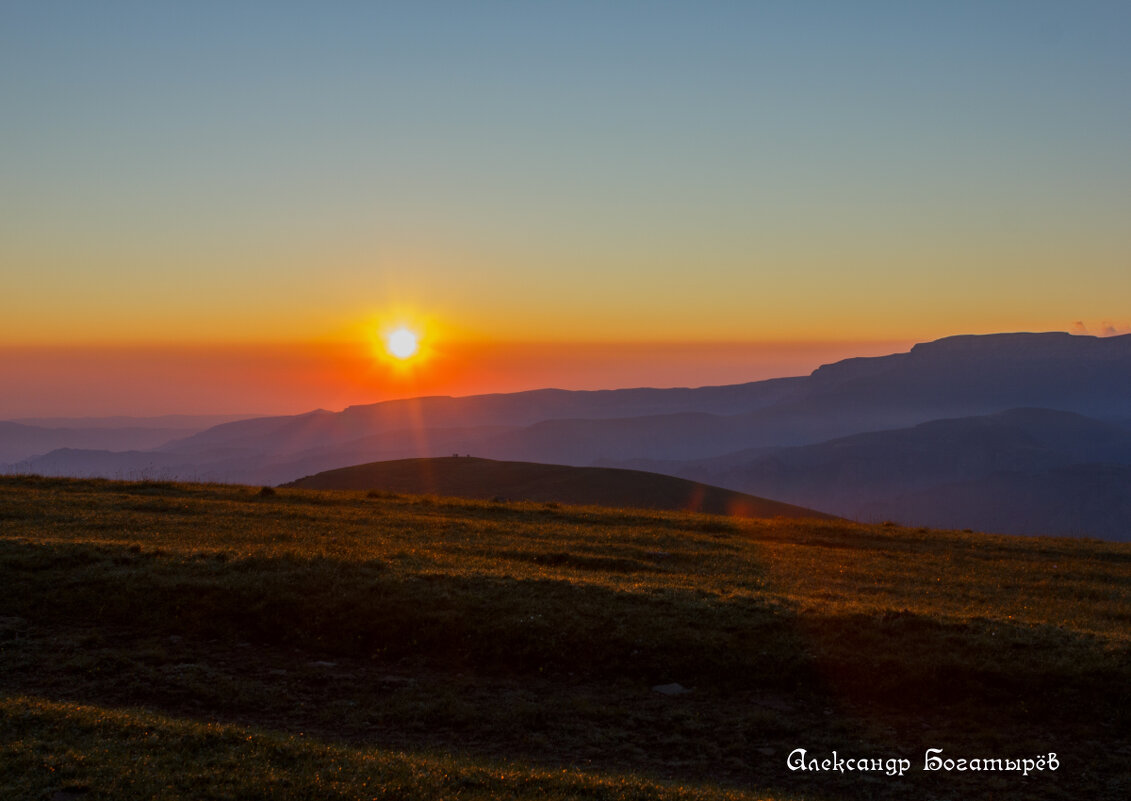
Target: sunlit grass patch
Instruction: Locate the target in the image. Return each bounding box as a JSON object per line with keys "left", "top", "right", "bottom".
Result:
{"left": 0, "top": 695, "right": 773, "bottom": 801}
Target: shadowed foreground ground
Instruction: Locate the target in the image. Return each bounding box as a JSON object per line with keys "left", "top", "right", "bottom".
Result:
{"left": 1, "top": 476, "right": 1128, "bottom": 799}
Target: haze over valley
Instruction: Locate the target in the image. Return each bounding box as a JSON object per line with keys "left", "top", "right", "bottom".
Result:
{"left": 6, "top": 331, "right": 1130, "bottom": 540}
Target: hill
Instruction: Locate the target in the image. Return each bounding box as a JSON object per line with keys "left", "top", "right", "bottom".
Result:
{"left": 632, "top": 408, "right": 1131, "bottom": 539}
{"left": 858, "top": 462, "right": 1131, "bottom": 538}
{"left": 1, "top": 475, "right": 1127, "bottom": 799}
{"left": 282, "top": 456, "right": 834, "bottom": 520}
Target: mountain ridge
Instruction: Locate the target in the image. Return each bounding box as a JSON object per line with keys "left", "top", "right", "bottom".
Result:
{"left": 6, "top": 332, "right": 1131, "bottom": 539}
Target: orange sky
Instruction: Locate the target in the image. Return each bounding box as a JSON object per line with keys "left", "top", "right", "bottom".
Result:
{"left": 0, "top": 340, "right": 912, "bottom": 419}
{"left": 5, "top": 5, "right": 1131, "bottom": 419}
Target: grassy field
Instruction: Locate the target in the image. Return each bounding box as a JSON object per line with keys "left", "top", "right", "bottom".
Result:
{"left": 1, "top": 475, "right": 1128, "bottom": 800}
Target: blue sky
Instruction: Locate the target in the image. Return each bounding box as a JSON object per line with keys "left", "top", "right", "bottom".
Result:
{"left": 3, "top": 0, "right": 1130, "bottom": 351}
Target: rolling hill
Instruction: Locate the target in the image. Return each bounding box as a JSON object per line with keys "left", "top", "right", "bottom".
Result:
{"left": 627, "top": 408, "right": 1131, "bottom": 539}
{"left": 857, "top": 462, "right": 1131, "bottom": 539}
{"left": 283, "top": 456, "right": 834, "bottom": 520}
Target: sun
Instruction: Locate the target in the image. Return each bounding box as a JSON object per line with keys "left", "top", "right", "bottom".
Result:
{"left": 386, "top": 327, "right": 420, "bottom": 360}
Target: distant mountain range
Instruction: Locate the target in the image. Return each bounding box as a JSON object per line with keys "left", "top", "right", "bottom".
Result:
{"left": 0, "top": 414, "right": 259, "bottom": 464}
{"left": 610, "top": 408, "right": 1131, "bottom": 538}
{"left": 283, "top": 456, "right": 833, "bottom": 521}
{"left": 4, "top": 332, "right": 1131, "bottom": 539}
{"left": 0, "top": 421, "right": 200, "bottom": 464}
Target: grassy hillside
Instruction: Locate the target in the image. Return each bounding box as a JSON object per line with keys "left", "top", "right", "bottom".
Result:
{"left": 1, "top": 475, "right": 1128, "bottom": 800}
{"left": 283, "top": 456, "right": 833, "bottom": 520}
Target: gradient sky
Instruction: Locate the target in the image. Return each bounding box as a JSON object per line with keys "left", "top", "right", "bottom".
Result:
{"left": 3, "top": 1, "right": 1130, "bottom": 415}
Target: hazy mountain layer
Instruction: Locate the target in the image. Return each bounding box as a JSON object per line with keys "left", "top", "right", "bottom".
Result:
{"left": 638, "top": 408, "right": 1131, "bottom": 540}
{"left": 5, "top": 332, "right": 1131, "bottom": 539}
{"left": 859, "top": 463, "right": 1131, "bottom": 539}
{"left": 0, "top": 421, "right": 200, "bottom": 464}
{"left": 145, "top": 332, "right": 1131, "bottom": 468}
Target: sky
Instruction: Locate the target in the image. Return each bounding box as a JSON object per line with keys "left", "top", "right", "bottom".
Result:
{"left": 2, "top": 1, "right": 1130, "bottom": 416}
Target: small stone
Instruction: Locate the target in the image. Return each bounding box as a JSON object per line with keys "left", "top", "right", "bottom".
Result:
{"left": 309, "top": 660, "right": 337, "bottom": 668}
{"left": 652, "top": 682, "right": 691, "bottom": 696}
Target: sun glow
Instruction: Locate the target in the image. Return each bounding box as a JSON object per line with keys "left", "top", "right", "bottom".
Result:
{"left": 386, "top": 327, "right": 420, "bottom": 360}
{"left": 359, "top": 309, "right": 446, "bottom": 373}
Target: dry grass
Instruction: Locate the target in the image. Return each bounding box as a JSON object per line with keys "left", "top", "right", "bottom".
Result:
{"left": 1, "top": 475, "right": 1128, "bottom": 800}
{"left": 1, "top": 696, "right": 767, "bottom": 801}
